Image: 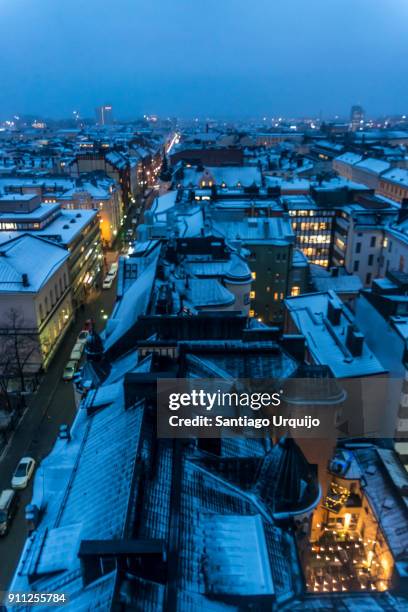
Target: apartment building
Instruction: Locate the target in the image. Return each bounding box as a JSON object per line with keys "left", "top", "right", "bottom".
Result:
{"left": 0, "top": 234, "right": 73, "bottom": 376}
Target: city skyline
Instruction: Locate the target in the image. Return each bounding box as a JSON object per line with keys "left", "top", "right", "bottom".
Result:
{"left": 1, "top": 0, "right": 407, "bottom": 119}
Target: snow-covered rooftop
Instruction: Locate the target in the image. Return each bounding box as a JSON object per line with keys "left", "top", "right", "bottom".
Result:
{"left": 182, "top": 166, "right": 262, "bottom": 188}
{"left": 381, "top": 168, "right": 408, "bottom": 188}
{"left": 334, "top": 152, "right": 363, "bottom": 165}
{"left": 355, "top": 157, "right": 390, "bottom": 175}
{"left": 212, "top": 216, "right": 294, "bottom": 245}
{"left": 0, "top": 234, "right": 68, "bottom": 292}
{"left": 284, "top": 291, "right": 386, "bottom": 377}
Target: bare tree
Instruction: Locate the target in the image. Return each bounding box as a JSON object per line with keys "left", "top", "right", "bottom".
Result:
{"left": 0, "top": 308, "right": 40, "bottom": 395}
{"left": 0, "top": 351, "right": 14, "bottom": 412}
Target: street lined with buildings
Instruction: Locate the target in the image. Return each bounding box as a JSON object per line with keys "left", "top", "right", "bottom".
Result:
{"left": 1, "top": 109, "right": 408, "bottom": 608}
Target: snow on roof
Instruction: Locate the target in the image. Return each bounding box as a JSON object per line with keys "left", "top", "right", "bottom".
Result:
{"left": 11, "top": 383, "right": 144, "bottom": 598}
{"left": 37, "top": 208, "right": 98, "bottom": 245}
{"left": 310, "top": 264, "right": 363, "bottom": 294}
{"left": 105, "top": 151, "right": 128, "bottom": 169}
{"left": 61, "top": 178, "right": 115, "bottom": 200}
{"left": 184, "top": 253, "right": 251, "bottom": 282}
{"left": 314, "top": 140, "right": 344, "bottom": 151}
{"left": 151, "top": 190, "right": 177, "bottom": 218}
{"left": 353, "top": 446, "right": 408, "bottom": 558}
{"left": 212, "top": 216, "right": 294, "bottom": 245}
{"left": 264, "top": 176, "right": 310, "bottom": 192}
{"left": 182, "top": 166, "right": 262, "bottom": 188}
{"left": 355, "top": 158, "right": 390, "bottom": 175}
{"left": 202, "top": 514, "right": 274, "bottom": 596}
{"left": 0, "top": 193, "right": 37, "bottom": 201}
{"left": 381, "top": 168, "right": 408, "bottom": 188}
{"left": 104, "top": 254, "right": 159, "bottom": 351}
{"left": 176, "top": 207, "right": 205, "bottom": 237}
{"left": 292, "top": 249, "right": 309, "bottom": 267}
{"left": 391, "top": 316, "right": 408, "bottom": 340}
{"left": 0, "top": 176, "right": 75, "bottom": 192}
{"left": 334, "top": 152, "right": 363, "bottom": 165}
{"left": 181, "top": 278, "right": 235, "bottom": 309}
{"left": 0, "top": 234, "right": 68, "bottom": 292}
{"left": 0, "top": 202, "right": 60, "bottom": 221}
{"left": 284, "top": 291, "right": 386, "bottom": 377}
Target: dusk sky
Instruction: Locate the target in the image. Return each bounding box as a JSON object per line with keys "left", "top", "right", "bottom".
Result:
{"left": 1, "top": 0, "right": 407, "bottom": 120}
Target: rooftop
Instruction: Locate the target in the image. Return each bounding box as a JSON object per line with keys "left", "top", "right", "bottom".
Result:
{"left": 0, "top": 234, "right": 68, "bottom": 292}
{"left": 284, "top": 291, "right": 387, "bottom": 377}
{"left": 381, "top": 168, "right": 408, "bottom": 188}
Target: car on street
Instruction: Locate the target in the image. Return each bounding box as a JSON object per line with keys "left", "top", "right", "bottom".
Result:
{"left": 70, "top": 342, "right": 84, "bottom": 361}
{"left": 62, "top": 360, "right": 78, "bottom": 381}
{"left": 77, "top": 329, "right": 89, "bottom": 346}
{"left": 0, "top": 489, "right": 19, "bottom": 535}
{"left": 102, "top": 275, "right": 114, "bottom": 289}
{"left": 11, "top": 458, "right": 36, "bottom": 490}
{"left": 108, "top": 262, "right": 118, "bottom": 277}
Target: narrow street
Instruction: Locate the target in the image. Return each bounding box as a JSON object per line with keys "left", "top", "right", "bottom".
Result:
{"left": 0, "top": 279, "right": 118, "bottom": 591}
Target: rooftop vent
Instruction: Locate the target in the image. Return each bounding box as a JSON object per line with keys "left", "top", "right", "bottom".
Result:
{"left": 22, "top": 273, "right": 29, "bottom": 287}
{"left": 327, "top": 298, "right": 342, "bottom": 325}
{"left": 63, "top": 224, "right": 69, "bottom": 229}
{"left": 70, "top": 218, "right": 76, "bottom": 224}
{"left": 346, "top": 324, "right": 364, "bottom": 357}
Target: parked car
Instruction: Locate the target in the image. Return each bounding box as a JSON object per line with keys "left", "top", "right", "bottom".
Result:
{"left": 77, "top": 329, "right": 89, "bottom": 346}
{"left": 102, "top": 276, "right": 114, "bottom": 290}
{"left": 11, "top": 458, "right": 36, "bottom": 490}
{"left": 0, "top": 489, "right": 19, "bottom": 535}
{"left": 62, "top": 360, "right": 78, "bottom": 381}
{"left": 108, "top": 263, "right": 118, "bottom": 278}
{"left": 70, "top": 342, "right": 84, "bottom": 362}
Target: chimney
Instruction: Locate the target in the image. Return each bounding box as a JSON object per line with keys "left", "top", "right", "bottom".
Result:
{"left": 263, "top": 219, "right": 270, "bottom": 238}
{"left": 327, "top": 297, "right": 342, "bottom": 325}
{"left": 330, "top": 266, "right": 339, "bottom": 277}
{"left": 22, "top": 273, "right": 29, "bottom": 287}
{"left": 346, "top": 324, "right": 364, "bottom": 357}
{"left": 398, "top": 199, "right": 408, "bottom": 225}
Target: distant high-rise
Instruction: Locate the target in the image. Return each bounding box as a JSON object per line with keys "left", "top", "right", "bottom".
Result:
{"left": 350, "top": 104, "right": 364, "bottom": 131}
{"left": 95, "top": 104, "right": 113, "bottom": 125}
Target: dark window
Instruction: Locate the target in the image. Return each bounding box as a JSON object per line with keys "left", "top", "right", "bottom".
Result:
{"left": 353, "top": 261, "right": 359, "bottom": 272}
{"left": 368, "top": 254, "right": 374, "bottom": 266}
{"left": 366, "top": 272, "right": 372, "bottom": 285}
{"left": 370, "top": 236, "right": 376, "bottom": 248}
{"left": 356, "top": 242, "right": 362, "bottom": 254}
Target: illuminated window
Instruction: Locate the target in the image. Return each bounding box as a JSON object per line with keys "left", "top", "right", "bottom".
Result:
{"left": 273, "top": 292, "right": 279, "bottom": 301}
{"left": 250, "top": 291, "right": 256, "bottom": 299}
{"left": 291, "top": 286, "right": 300, "bottom": 296}
{"left": 251, "top": 271, "right": 256, "bottom": 280}
{"left": 249, "top": 309, "right": 255, "bottom": 317}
